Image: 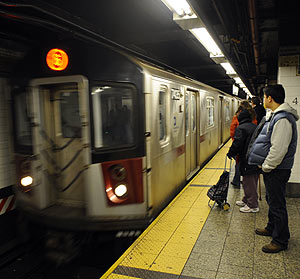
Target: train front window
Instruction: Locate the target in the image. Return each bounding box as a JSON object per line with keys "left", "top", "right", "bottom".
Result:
{"left": 92, "top": 85, "right": 135, "bottom": 148}
{"left": 14, "top": 91, "right": 32, "bottom": 149}
{"left": 60, "top": 92, "right": 81, "bottom": 138}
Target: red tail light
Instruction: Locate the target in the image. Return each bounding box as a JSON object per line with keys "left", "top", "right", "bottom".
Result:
{"left": 101, "top": 158, "right": 143, "bottom": 206}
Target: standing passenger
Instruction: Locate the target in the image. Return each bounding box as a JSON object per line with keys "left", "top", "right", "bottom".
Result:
{"left": 227, "top": 109, "right": 259, "bottom": 212}
{"left": 251, "top": 96, "right": 266, "bottom": 125}
{"left": 248, "top": 84, "right": 299, "bottom": 253}
{"left": 230, "top": 101, "right": 257, "bottom": 187}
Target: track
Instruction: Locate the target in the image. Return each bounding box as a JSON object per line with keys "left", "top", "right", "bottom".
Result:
{"left": 0, "top": 231, "right": 139, "bottom": 279}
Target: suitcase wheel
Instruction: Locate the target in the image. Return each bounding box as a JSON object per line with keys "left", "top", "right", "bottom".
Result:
{"left": 223, "top": 203, "right": 230, "bottom": 211}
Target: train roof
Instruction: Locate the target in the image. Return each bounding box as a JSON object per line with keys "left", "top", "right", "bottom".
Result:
{"left": 11, "top": 34, "right": 241, "bottom": 102}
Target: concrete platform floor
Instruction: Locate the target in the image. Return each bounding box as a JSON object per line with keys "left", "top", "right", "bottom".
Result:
{"left": 103, "top": 142, "right": 300, "bottom": 279}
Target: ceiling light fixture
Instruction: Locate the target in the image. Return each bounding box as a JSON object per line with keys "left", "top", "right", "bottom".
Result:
{"left": 190, "top": 28, "right": 223, "bottom": 57}
{"left": 220, "top": 62, "right": 236, "bottom": 75}
{"left": 234, "top": 77, "right": 242, "bottom": 84}
{"left": 162, "top": 0, "right": 252, "bottom": 97}
{"left": 161, "top": 0, "right": 193, "bottom": 16}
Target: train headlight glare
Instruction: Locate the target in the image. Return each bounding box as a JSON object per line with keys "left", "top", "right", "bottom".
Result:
{"left": 114, "top": 184, "right": 127, "bottom": 197}
{"left": 21, "top": 176, "right": 33, "bottom": 187}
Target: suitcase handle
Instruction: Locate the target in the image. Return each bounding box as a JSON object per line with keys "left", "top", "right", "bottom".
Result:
{"left": 225, "top": 155, "right": 232, "bottom": 172}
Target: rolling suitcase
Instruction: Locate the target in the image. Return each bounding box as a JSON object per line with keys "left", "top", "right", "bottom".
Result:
{"left": 207, "top": 157, "right": 232, "bottom": 210}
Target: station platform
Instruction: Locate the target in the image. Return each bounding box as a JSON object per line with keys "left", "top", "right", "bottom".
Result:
{"left": 101, "top": 141, "right": 300, "bottom": 279}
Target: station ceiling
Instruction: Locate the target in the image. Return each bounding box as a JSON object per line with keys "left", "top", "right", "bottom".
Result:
{"left": 0, "top": 0, "right": 297, "bottom": 98}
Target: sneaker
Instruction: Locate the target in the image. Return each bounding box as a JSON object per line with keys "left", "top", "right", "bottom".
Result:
{"left": 236, "top": 200, "right": 246, "bottom": 206}
{"left": 240, "top": 205, "right": 259, "bottom": 213}
{"left": 262, "top": 241, "right": 287, "bottom": 253}
{"left": 255, "top": 228, "right": 272, "bottom": 236}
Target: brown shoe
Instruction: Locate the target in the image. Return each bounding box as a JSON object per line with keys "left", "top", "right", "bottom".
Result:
{"left": 262, "top": 241, "right": 287, "bottom": 253}
{"left": 255, "top": 228, "right": 272, "bottom": 236}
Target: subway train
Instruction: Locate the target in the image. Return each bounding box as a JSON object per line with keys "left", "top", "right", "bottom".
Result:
{"left": 11, "top": 36, "right": 241, "bottom": 237}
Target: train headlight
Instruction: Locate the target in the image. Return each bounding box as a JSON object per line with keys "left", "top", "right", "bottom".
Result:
{"left": 20, "top": 176, "right": 33, "bottom": 187}
{"left": 114, "top": 184, "right": 128, "bottom": 197}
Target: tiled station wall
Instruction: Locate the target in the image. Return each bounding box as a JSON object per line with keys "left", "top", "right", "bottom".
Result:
{"left": 278, "top": 61, "right": 300, "bottom": 184}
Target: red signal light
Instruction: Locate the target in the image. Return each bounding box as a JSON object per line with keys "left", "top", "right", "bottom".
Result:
{"left": 46, "top": 48, "right": 68, "bottom": 71}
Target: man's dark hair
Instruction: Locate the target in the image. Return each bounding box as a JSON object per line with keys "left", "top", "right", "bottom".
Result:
{"left": 263, "top": 84, "right": 285, "bottom": 104}
{"left": 251, "top": 96, "right": 261, "bottom": 106}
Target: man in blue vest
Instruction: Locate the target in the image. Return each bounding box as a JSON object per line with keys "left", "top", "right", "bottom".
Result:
{"left": 248, "top": 84, "right": 299, "bottom": 253}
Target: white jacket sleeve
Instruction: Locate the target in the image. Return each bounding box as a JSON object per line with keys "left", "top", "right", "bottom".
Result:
{"left": 262, "top": 118, "right": 292, "bottom": 172}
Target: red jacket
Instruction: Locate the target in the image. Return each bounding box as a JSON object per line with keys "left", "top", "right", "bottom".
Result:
{"left": 230, "top": 114, "right": 257, "bottom": 140}
{"left": 230, "top": 115, "right": 239, "bottom": 140}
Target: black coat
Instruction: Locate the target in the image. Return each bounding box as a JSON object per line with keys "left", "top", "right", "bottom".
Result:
{"left": 227, "top": 110, "right": 259, "bottom": 176}
{"left": 254, "top": 104, "right": 266, "bottom": 125}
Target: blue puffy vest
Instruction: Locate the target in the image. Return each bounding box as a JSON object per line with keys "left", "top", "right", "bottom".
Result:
{"left": 248, "top": 111, "right": 297, "bottom": 169}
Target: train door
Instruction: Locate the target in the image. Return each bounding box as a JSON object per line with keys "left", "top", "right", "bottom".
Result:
{"left": 30, "top": 76, "right": 89, "bottom": 209}
{"left": 185, "top": 89, "right": 197, "bottom": 178}
{"left": 218, "top": 96, "right": 223, "bottom": 147}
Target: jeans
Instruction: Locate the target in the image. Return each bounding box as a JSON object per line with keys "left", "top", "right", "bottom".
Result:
{"left": 263, "top": 169, "right": 291, "bottom": 247}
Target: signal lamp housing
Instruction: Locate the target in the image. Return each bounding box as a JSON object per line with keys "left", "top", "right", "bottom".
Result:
{"left": 46, "top": 48, "right": 69, "bottom": 71}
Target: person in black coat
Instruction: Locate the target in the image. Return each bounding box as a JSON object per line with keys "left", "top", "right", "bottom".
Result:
{"left": 252, "top": 96, "right": 266, "bottom": 125}
{"left": 227, "top": 109, "right": 260, "bottom": 213}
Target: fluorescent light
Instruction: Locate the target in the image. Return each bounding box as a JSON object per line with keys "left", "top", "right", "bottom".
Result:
{"left": 232, "top": 84, "right": 239, "bottom": 96}
{"left": 234, "top": 77, "right": 242, "bottom": 84}
{"left": 162, "top": 0, "right": 193, "bottom": 16}
{"left": 190, "top": 28, "right": 223, "bottom": 57}
{"left": 220, "top": 62, "right": 236, "bottom": 75}
{"left": 245, "top": 89, "right": 252, "bottom": 97}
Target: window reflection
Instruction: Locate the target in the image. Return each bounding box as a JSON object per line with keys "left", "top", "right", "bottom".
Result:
{"left": 92, "top": 85, "right": 134, "bottom": 148}
{"left": 14, "top": 92, "right": 32, "bottom": 146}
{"left": 207, "top": 97, "right": 214, "bottom": 127}
{"left": 159, "top": 86, "right": 167, "bottom": 141}
{"left": 60, "top": 92, "right": 81, "bottom": 138}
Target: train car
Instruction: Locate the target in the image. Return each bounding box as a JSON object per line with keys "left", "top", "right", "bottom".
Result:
{"left": 11, "top": 36, "right": 241, "bottom": 238}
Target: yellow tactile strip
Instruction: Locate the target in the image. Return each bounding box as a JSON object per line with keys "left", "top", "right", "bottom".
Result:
{"left": 105, "top": 274, "right": 137, "bottom": 279}
{"left": 101, "top": 142, "right": 231, "bottom": 279}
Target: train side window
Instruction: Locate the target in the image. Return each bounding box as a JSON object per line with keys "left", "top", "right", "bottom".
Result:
{"left": 192, "top": 94, "right": 196, "bottom": 131}
{"left": 206, "top": 97, "right": 215, "bottom": 128}
{"left": 92, "top": 85, "right": 135, "bottom": 148}
{"left": 185, "top": 93, "right": 189, "bottom": 136}
{"left": 159, "top": 86, "right": 167, "bottom": 141}
{"left": 224, "top": 100, "right": 230, "bottom": 122}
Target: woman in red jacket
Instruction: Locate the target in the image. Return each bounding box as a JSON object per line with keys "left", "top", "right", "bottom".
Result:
{"left": 230, "top": 101, "right": 257, "bottom": 187}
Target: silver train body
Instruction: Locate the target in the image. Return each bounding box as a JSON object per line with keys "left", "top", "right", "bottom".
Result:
{"left": 12, "top": 39, "right": 240, "bottom": 232}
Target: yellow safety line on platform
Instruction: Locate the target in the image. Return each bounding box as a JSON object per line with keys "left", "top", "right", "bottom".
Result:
{"left": 105, "top": 275, "right": 137, "bottom": 279}
{"left": 101, "top": 141, "right": 231, "bottom": 279}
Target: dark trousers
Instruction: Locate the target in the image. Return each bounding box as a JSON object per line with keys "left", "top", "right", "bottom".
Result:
{"left": 232, "top": 159, "right": 240, "bottom": 186}
{"left": 263, "top": 169, "right": 291, "bottom": 247}
{"left": 242, "top": 173, "right": 259, "bottom": 208}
